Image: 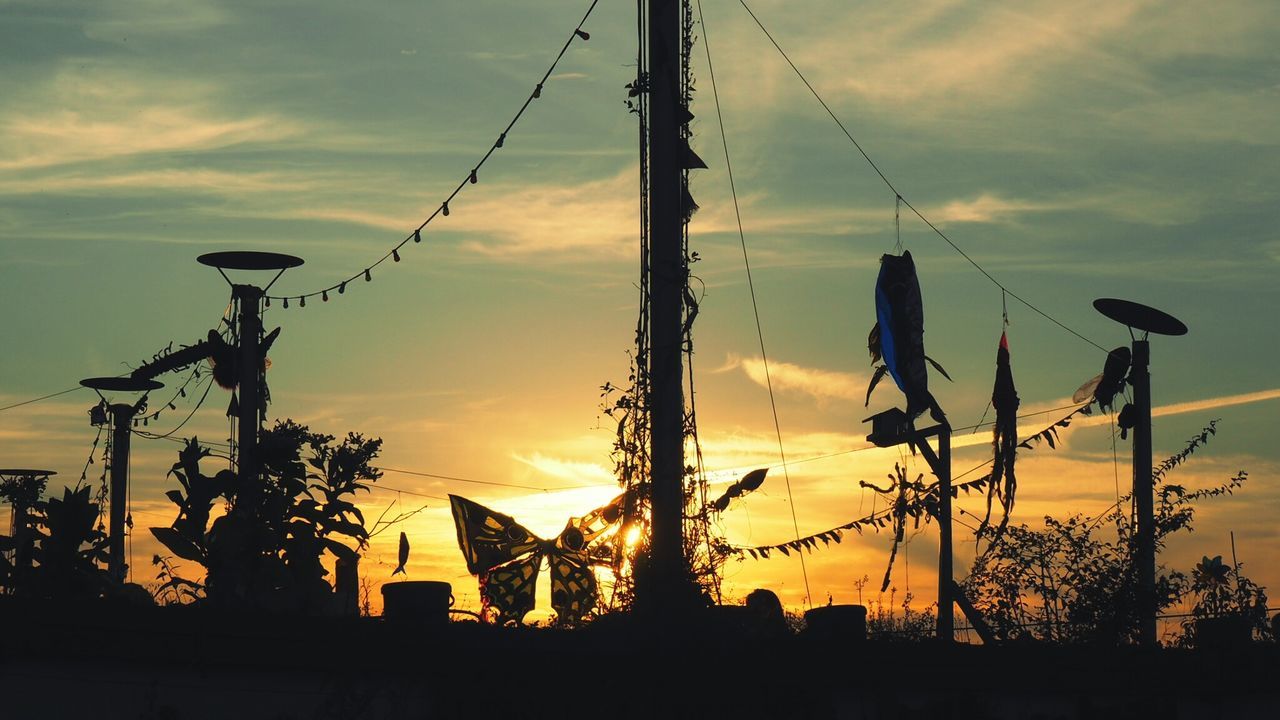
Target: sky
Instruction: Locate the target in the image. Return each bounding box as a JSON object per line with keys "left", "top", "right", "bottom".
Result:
{"left": 1, "top": 0, "right": 1278, "bottom": 624}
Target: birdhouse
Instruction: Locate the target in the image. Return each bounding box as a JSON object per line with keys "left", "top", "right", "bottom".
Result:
{"left": 863, "top": 407, "right": 910, "bottom": 448}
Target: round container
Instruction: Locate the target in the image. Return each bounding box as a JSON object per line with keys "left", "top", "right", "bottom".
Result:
{"left": 381, "top": 581, "right": 454, "bottom": 625}
{"left": 803, "top": 604, "right": 867, "bottom": 641}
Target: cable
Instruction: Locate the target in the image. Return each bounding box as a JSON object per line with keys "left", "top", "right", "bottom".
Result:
{"left": 266, "top": 0, "right": 602, "bottom": 305}
{"left": 0, "top": 385, "right": 86, "bottom": 413}
{"left": 699, "top": 0, "right": 811, "bottom": 608}
{"left": 735, "top": 0, "right": 1108, "bottom": 355}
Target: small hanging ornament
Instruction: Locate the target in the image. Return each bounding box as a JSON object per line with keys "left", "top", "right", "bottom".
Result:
{"left": 339, "top": 281, "right": 347, "bottom": 294}
{"left": 414, "top": 229, "right": 421, "bottom": 243}
{"left": 364, "top": 268, "right": 372, "bottom": 282}
{"left": 393, "top": 249, "right": 401, "bottom": 262}
{"left": 322, "top": 290, "right": 329, "bottom": 302}
{"left": 442, "top": 201, "right": 450, "bottom": 217}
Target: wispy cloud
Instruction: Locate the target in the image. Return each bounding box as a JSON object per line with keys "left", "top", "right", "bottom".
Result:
{"left": 0, "top": 66, "right": 302, "bottom": 171}
{"left": 717, "top": 353, "right": 868, "bottom": 404}
{"left": 512, "top": 452, "right": 616, "bottom": 485}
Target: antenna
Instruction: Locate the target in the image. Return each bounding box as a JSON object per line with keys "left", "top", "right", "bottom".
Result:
{"left": 1093, "top": 297, "right": 1187, "bottom": 646}
{"left": 79, "top": 377, "right": 164, "bottom": 582}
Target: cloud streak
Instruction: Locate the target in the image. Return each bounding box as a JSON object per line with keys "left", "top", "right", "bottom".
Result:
{"left": 718, "top": 354, "right": 868, "bottom": 404}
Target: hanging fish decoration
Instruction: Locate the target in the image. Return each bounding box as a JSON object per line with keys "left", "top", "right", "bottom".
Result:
{"left": 1092, "top": 346, "right": 1131, "bottom": 411}
{"left": 864, "top": 251, "right": 950, "bottom": 423}
{"left": 392, "top": 531, "right": 409, "bottom": 576}
{"left": 979, "top": 331, "right": 1019, "bottom": 546}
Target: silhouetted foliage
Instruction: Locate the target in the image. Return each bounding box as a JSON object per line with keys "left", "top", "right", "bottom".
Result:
{"left": 1177, "top": 555, "right": 1271, "bottom": 647}
{"left": 962, "top": 421, "right": 1257, "bottom": 645}
{"left": 0, "top": 483, "right": 112, "bottom": 599}
{"left": 149, "top": 420, "right": 382, "bottom": 614}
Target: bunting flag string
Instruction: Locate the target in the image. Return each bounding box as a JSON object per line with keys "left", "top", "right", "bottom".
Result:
{"left": 264, "top": 0, "right": 602, "bottom": 307}
{"left": 726, "top": 404, "right": 1091, "bottom": 560}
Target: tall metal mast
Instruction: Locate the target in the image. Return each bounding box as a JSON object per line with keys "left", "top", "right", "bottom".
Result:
{"left": 645, "top": 0, "right": 689, "bottom": 613}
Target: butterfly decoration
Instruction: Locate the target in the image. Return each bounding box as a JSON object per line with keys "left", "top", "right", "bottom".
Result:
{"left": 449, "top": 494, "right": 623, "bottom": 625}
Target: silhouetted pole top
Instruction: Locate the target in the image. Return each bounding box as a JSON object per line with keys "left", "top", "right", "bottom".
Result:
{"left": 0, "top": 469, "right": 57, "bottom": 477}
{"left": 80, "top": 377, "right": 165, "bottom": 395}
{"left": 1093, "top": 298, "right": 1188, "bottom": 336}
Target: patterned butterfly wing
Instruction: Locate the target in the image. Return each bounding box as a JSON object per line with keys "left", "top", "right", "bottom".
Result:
{"left": 449, "top": 494, "right": 540, "bottom": 575}
{"left": 480, "top": 552, "right": 542, "bottom": 625}
{"left": 548, "top": 529, "right": 598, "bottom": 623}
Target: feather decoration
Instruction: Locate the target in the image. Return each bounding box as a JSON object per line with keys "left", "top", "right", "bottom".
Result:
{"left": 979, "top": 332, "right": 1020, "bottom": 547}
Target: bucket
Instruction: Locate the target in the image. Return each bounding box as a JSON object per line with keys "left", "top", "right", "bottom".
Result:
{"left": 803, "top": 604, "right": 867, "bottom": 641}
{"left": 381, "top": 581, "right": 454, "bottom": 625}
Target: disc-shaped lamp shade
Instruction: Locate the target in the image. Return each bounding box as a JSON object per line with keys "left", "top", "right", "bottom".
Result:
{"left": 197, "top": 251, "right": 305, "bottom": 271}
{"left": 1093, "top": 298, "right": 1187, "bottom": 336}
{"left": 80, "top": 377, "right": 165, "bottom": 393}
{"left": 0, "top": 469, "right": 56, "bottom": 477}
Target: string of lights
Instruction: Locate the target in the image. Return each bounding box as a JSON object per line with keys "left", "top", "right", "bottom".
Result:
{"left": 131, "top": 376, "right": 216, "bottom": 441}
{"left": 131, "top": 362, "right": 209, "bottom": 428}
{"left": 735, "top": 0, "right": 1109, "bottom": 354}
{"left": 263, "top": 0, "right": 602, "bottom": 308}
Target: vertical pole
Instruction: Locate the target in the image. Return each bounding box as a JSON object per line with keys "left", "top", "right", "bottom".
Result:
{"left": 1131, "top": 339, "right": 1156, "bottom": 644}
{"left": 937, "top": 427, "right": 954, "bottom": 642}
{"left": 108, "top": 404, "right": 135, "bottom": 582}
{"left": 235, "top": 284, "right": 264, "bottom": 509}
{"left": 646, "top": 0, "right": 687, "bottom": 614}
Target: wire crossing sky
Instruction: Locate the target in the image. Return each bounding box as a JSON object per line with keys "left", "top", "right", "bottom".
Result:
{"left": 1, "top": 0, "right": 1278, "bottom": 613}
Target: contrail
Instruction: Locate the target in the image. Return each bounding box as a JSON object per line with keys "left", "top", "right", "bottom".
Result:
{"left": 1070, "top": 388, "right": 1280, "bottom": 430}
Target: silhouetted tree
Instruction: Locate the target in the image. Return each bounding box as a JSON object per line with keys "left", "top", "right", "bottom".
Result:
{"left": 150, "top": 419, "right": 382, "bottom": 614}
{"left": 962, "top": 421, "right": 1259, "bottom": 645}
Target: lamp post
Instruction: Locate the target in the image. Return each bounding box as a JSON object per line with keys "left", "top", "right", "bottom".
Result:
{"left": 1093, "top": 298, "right": 1187, "bottom": 646}
{"left": 79, "top": 377, "right": 164, "bottom": 582}
{"left": 864, "top": 408, "right": 954, "bottom": 642}
{"left": 196, "top": 251, "right": 303, "bottom": 503}
{"left": 0, "top": 469, "right": 55, "bottom": 585}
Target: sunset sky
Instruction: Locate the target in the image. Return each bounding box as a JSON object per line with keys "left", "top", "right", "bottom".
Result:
{"left": 2, "top": 0, "right": 1278, "bottom": 623}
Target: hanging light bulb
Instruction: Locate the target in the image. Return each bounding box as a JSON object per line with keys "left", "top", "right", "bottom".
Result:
{"left": 574, "top": 29, "right": 590, "bottom": 41}
{"left": 179, "top": 388, "right": 186, "bottom": 398}
{"left": 300, "top": 296, "right": 306, "bottom": 308}
{"left": 469, "top": 169, "right": 478, "bottom": 184}
{"left": 283, "top": 297, "right": 289, "bottom": 308}
{"left": 264, "top": 296, "right": 271, "bottom": 308}
{"left": 364, "top": 268, "right": 372, "bottom": 282}
{"left": 322, "top": 290, "right": 329, "bottom": 302}
{"left": 496, "top": 133, "right": 505, "bottom": 148}
{"left": 414, "top": 229, "right": 421, "bottom": 243}
{"left": 168, "top": 402, "right": 176, "bottom": 410}
{"left": 442, "top": 201, "right": 450, "bottom": 217}
{"left": 533, "top": 83, "right": 542, "bottom": 99}
{"left": 393, "top": 248, "right": 401, "bottom": 262}
{"left": 339, "top": 281, "right": 347, "bottom": 294}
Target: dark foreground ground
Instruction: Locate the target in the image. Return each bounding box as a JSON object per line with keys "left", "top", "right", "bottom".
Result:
{"left": 2, "top": 598, "right": 1277, "bottom": 719}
